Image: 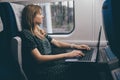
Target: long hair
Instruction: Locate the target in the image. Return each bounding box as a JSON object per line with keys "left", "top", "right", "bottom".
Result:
{"left": 21, "top": 4, "right": 41, "bottom": 32}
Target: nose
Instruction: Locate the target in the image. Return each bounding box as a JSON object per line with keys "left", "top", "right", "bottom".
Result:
{"left": 42, "top": 15, "right": 44, "bottom": 18}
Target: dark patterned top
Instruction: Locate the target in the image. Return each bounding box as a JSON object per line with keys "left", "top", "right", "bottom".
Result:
{"left": 20, "top": 29, "right": 73, "bottom": 80}
{"left": 20, "top": 29, "right": 53, "bottom": 73}
{"left": 21, "top": 29, "right": 52, "bottom": 55}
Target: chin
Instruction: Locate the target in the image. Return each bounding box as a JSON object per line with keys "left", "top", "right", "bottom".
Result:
{"left": 37, "top": 22, "right": 42, "bottom": 25}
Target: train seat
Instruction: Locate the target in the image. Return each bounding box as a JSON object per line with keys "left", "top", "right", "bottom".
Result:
{"left": 9, "top": 2, "right": 28, "bottom": 80}
{"left": 0, "top": 2, "right": 27, "bottom": 80}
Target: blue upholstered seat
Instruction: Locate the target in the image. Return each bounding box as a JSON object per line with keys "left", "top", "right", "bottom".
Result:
{"left": 0, "top": 2, "right": 27, "bottom": 80}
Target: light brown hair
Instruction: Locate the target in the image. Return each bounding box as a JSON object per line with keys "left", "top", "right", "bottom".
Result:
{"left": 21, "top": 4, "right": 41, "bottom": 32}
{"left": 21, "top": 4, "right": 46, "bottom": 39}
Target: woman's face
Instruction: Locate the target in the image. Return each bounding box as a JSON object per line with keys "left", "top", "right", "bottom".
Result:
{"left": 34, "top": 10, "right": 44, "bottom": 25}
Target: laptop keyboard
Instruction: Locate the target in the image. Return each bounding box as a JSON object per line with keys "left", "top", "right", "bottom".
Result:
{"left": 78, "top": 48, "right": 94, "bottom": 61}
{"left": 65, "top": 48, "right": 96, "bottom": 62}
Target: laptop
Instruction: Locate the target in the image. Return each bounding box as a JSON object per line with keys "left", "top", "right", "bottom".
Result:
{"left": 65, "top": 26, "right": 102, "bottom": 62}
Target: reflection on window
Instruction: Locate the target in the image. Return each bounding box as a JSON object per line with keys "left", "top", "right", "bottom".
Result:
{"left": 35, "top": 0, "right": 74, "bottom": 34}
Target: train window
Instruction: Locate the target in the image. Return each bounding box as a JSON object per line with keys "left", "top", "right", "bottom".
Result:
{"left": 35, "top": 0, "right": 74, "bottom": 34}
{"left": 0, "top": 17, "right": 3, "bottom": 32}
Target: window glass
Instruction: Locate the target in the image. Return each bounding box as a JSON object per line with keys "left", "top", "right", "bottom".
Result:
{"left": 35, "top": 0, "right": 74, "bottom": 34}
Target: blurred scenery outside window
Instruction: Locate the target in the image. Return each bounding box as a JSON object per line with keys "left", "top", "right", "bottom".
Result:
{"left": 35, "top": 0, "right": 74, "bottom": 34}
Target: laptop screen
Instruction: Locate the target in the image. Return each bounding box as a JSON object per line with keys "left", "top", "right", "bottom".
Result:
{"left": 96, "top": 26, "right": 102, "bottom": 60}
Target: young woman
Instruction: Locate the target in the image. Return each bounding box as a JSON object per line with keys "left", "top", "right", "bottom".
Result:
{"left": 20, "top": 4, "right": 90, "bottom": 80}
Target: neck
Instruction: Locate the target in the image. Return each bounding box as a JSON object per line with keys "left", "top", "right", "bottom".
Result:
{"left": 33, "top": 25, "right": 45, "bottom": 39}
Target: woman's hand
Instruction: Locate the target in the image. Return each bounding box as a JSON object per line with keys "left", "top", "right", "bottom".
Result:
{"left": 76, "top": 44, "right": 90, "bottom": 50}
{"left": 65, "top": 50, "right": 85, "bottom": 58}
{"left": 71, "top": 44, "right": 91, "bottom": 50}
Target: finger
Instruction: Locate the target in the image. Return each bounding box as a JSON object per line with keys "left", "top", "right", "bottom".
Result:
{"left": 86, "top": 46, "right": 91, "bottom": 50}
{"left": 83, "top": 45, "right": 91, "bottom": 50}
{"left": 81, "top": 46, "right": 89, "bottom": 50}
{"left": 79, "top": 52, "right": 85, "bottom": 56}
{"left": 88, "top": 47, "right": 91, "bottom": 50}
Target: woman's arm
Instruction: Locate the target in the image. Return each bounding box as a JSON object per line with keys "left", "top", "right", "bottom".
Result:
{"left": 51, "top": 39, "right": 90, "bottom": 50}
{"left": 31, "top": 48, "right": 84, "bottom": 63}
{"left": 51, "top": 39, "right": 72, "bottom": 48}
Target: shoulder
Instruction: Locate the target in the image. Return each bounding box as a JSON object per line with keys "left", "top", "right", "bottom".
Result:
{"left": 45, "top": 34, "right": 53, "bottom": 42}
{"left": 20, "top": 30, "right": 37, "bottom": 50}
{"left": 20, "top": 29, "right": 34, "bottom": 40}
{"left": 21, "top": 29, "right": 32, "bottom": 36}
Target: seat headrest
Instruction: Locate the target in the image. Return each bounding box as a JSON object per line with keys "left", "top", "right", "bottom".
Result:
{"left": 10, "top": 3, "right": 25, "bottom": 32}
{"left": 0, "top": 2, "right": 18, "bottom": 37}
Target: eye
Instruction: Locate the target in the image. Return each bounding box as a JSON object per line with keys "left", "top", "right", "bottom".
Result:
{"left": 39, "top": 12, "right": 41, "bottom": 15}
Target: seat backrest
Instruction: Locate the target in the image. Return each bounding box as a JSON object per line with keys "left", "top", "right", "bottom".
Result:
{"left": 9, "top": 2, "right": 28, "bottom": 80}
{"left": 0, "top": 13, "right": 4, "bottom": 57}
{"left": 0, "top": 17, "right": 3, "bottom": 32}
{"left": 0, "top": 2, "right": 28, "bottom": 80}
{"left": 11, "top": 36, "right": 28, "bottom": 80}
{"left": 0, "top": 2, "right": 19, "bottom": 37}
{"left": 102, "top": 0, "right": 120, "bottom": 60}
{"left": 0, "top": 2, "right": 18, "bottom": 59}
{"left": 10, "top": 3, "right": 24, "bottom": 32}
